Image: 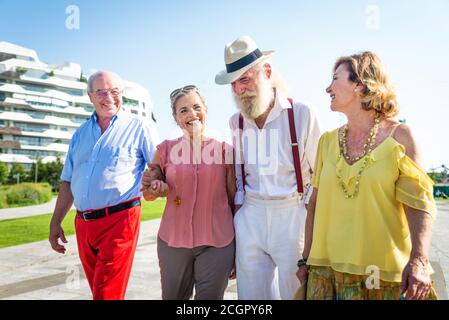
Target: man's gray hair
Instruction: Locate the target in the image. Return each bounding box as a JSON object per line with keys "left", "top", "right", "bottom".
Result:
{"left": 87, "top": 71, "right": 124, "bottom": 92}
{"left": 254, "top": 61, "right": 289, "bottom": 95}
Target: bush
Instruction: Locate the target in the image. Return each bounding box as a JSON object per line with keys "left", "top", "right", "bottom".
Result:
{"left": 2, "top": 183, "right": 52, "bottom": 207}
{"left": 0, "top": 192, "right": 6, "bottom": 208}
{"left": 0, "top": 161, "right": 8, "bottom": 185}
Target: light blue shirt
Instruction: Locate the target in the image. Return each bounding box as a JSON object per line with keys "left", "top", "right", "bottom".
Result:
{"left": 61, "top": 110, "right": 159, "bottom": 211}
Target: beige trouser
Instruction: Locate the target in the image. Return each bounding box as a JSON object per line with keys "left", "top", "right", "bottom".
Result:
{"left": 157, "top": 237, "right": 235, "bottom": 300}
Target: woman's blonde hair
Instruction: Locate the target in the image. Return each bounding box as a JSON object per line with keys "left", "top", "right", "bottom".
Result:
{"left": 334, "top": 51, "right": 399, "bottom": 118}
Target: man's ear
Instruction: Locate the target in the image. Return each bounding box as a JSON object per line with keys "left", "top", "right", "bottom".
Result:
{"left": 264, "top": 63, "right": 272, "bottom": 79}
{"left": 88, "top": 92, "right": 94, "bottom": 104}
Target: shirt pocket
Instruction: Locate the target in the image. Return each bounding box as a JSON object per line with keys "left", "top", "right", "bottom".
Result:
{"left": 103, "top": 147, "right": 136, "bottom": 174}
{"left": 102, "top": 147, "right": 138, "bottom": 192}
{"left": 72, "top": 146, "right": 91, "bottom": 169}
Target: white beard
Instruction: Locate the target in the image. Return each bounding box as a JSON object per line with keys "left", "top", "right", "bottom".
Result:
{"left": 233, "top": 75, "right": 274, "bottom": 120}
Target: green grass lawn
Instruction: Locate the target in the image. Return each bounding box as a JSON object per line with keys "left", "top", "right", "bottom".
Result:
{"left": 0, "top": 199, "right": 165, "bottom": 248}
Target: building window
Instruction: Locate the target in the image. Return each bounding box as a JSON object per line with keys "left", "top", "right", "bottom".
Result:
{"left": 14, "top": 122, "right": 50, "bottom": 132}
{"left": 123, "top": 96, "right": 139, "bottom": 107}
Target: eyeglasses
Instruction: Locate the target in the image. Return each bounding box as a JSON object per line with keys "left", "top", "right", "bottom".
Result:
{"left": 92, "top": 88, "right": 122, "bottom": 97}
{"left": 169, "top": 85, "right": 198, "bottom": 100}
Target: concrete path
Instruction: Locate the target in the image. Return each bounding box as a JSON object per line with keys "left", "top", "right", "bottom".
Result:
{"left": 0, "top": 198, "right": 75, "bottom": 221}
{"left": 0, "top": 218, "right": 237, "bottom": 300}
{"left": 0, "top": 202, "right": 447, "bottom": 300}
{"left": 429, "top": 201, "right": 449, "bottom": 299}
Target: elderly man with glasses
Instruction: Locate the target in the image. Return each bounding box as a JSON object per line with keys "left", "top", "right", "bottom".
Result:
{"left": 49, "top": 71, "right": 160, "bottom": 300}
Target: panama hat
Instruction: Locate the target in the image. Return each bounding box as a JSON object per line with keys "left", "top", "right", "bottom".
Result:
{"left": 215, "top": 36, "right": 275, "bottom": 85}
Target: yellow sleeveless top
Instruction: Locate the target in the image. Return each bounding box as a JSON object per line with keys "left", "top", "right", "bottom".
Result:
{"left": 309, "top": 128, "right": 437, "bottom": 282}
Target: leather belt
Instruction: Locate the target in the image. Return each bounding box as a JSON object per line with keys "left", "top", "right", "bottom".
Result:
{"left": 77, "top": 198, "right": 141, "bottom": 221}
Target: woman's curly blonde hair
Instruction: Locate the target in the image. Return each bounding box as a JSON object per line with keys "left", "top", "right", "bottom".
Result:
{"left": 334, "top": 51, "right": 399, "bottom": 118}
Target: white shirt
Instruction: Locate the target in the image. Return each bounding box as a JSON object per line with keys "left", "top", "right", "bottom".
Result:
{"left": 229, "top": 93, "right": 322, "bottom": 205}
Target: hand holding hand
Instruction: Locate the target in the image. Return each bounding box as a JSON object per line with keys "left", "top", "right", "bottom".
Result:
{"left": 141, "top": 165, "right": 163, "bottom": 192}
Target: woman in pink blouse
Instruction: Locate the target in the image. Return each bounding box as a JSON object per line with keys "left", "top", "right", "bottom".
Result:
{"left": 141, "top": 85, "right": 236, "bottom": 300}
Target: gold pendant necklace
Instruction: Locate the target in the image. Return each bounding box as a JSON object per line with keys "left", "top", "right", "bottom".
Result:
{"left": 337, "top": 117, "right": 380, "bottom": 199}
{"left": 174, "top": 197, "right": 181, "bottom": 207}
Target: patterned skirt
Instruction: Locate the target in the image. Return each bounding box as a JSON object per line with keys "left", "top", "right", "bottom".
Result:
{"left": 306, "top": 266, "right": 438, "bottom": 300}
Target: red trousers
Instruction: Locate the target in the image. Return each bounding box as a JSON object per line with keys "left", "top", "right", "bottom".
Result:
{"left": 74, "top": 205, "right": 141, "bottom": 300}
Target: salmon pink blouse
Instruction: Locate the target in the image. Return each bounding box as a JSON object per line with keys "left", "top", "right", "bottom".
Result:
{"left": 157, "top": 137, "right": 234, "bottom": 248}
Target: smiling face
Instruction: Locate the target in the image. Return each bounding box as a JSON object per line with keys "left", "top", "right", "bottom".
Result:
{"left": 231, "top": 64, "right": 274, "bottom": 119}
{"left": 173, "top": 91, "right": 207, "bottom": 138}
{"left": 326, "top": 63, "right": 360, "bottom": 113}
{"left": 88, "top": 72, "right": 123, "bottom": 121}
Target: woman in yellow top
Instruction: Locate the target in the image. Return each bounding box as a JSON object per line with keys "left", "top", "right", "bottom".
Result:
{"left": 297, "top": 51, "right": 437, "bottom": 300}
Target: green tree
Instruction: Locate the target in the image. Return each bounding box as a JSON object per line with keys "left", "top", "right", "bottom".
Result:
{"left": 80, "top": 71, "right": 88, "bottom": 83}
{"left": 30, "top": 160, "right": 47, "bottom": 183}
{"left": 0, "top": 161, "right": 8, "bottom": 185}
{"left": 43, "top": 158, "right": 64, "bottom": 191}
{"left": 8, "top": 163, "right": 27, "bottom": 184}
{"left": 15, "top": 67, "right": 28, "bottom": 76}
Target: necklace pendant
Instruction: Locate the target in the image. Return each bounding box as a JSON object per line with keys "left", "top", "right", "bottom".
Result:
{"left": 174, "top": 197, "right": 181, "bottom": 207}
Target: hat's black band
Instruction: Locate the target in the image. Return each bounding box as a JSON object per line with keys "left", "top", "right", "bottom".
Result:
{"left": 226, "top": 49, "right": 263, "bottom": 73}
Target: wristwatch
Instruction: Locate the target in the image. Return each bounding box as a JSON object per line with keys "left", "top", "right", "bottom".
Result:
{"left": 297, "top": 258, "right": 308, "bottom": 268}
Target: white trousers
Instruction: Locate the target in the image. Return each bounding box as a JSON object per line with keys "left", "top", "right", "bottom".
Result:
{"left": 234, "top": 195, "right": 306, "bottom": 300}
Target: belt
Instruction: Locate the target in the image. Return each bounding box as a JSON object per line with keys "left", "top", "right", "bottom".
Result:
{"left": 77, "top": 198, "right": 141, "bottom": 221}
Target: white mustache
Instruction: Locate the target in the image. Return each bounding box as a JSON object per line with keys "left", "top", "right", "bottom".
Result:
{"left": 236, "top": 90, "right": 257, "bottom": 100}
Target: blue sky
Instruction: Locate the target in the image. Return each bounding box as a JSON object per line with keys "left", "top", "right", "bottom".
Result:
{"left": 1, "top": 0, "right": 448, "bottom": 170}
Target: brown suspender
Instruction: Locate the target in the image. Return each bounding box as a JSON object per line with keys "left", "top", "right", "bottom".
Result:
{"left": 287, "top": 98, "right": 304, "bottom": 194}
{"left": 238, "top": 115, "right": 247, "bottom": 190}
{"left": 238, "top": 98, "right": 304, "bottom": 194}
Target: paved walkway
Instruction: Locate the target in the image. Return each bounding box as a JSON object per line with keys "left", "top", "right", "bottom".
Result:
{"left": 0, "top": 218, "right": 236, "bottom": 300}
{"left": 0, "top": 202, "right": 447, "bottom": 300}
{"left": 429, "top": 201, "right": 449, "bottom": 299}
{"left": 0, "top": 198, "right": 75, "bottom": 221}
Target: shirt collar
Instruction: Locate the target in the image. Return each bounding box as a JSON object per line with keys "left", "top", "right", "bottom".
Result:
{"left": 91, "top": 107, "right": 125, "bottom": 125}
{"left": 264, "top": 91, "right": 291, "bottom": 125}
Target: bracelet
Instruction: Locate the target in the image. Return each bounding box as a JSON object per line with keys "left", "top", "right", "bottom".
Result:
{"left": 297, "top": 258, "right": 308, "bottom": 268}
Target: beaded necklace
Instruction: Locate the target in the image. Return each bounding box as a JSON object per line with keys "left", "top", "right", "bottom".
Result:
{"left": 336, "top": 117, "right": 380, "bottom": 199}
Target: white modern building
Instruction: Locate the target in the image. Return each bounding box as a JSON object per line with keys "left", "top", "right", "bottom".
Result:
{"left": 0, "top": 41, "right": 156, "bottom": 168}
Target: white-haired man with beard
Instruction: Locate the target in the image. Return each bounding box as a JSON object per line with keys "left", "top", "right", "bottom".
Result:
{"left": 215, "top": 36, "right": 322, "bottom": 300}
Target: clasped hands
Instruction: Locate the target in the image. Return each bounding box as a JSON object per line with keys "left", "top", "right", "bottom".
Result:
{"left": 140, "top": 164, "right": 168, "bottom": 199}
